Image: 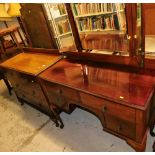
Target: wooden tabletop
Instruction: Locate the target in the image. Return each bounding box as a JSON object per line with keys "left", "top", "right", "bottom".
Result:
{"left": 39, "top": 59, "right": 155, "bottom": 109}
{"left": 0, "top": 52, "right": 62, "bottom": 76}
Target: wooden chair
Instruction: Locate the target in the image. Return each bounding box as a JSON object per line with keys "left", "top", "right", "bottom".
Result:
{"left": 0, "top": 25, "right": 25, "bottom": 59}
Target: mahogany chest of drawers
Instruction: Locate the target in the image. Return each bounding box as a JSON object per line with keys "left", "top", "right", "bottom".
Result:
{"left": 0, "top": 50, "right": 62, "bottom": 116}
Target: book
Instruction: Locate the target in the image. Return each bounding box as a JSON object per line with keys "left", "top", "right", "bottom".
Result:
{"left": 57, "top": 19, "right": 70, "bottom": 34}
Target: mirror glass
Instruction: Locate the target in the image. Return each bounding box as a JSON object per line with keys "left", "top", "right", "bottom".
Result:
{"left": 136, "top": 3, "right": 142, "bottom": 53}
{"left": 144, "top": 4, "right": 155, "bottom": 59}
{"left": 44, "top": 3, "right": 77, "bottom": 51}
{"left": 71, "top": 3, "right": 129, "bottom": 56}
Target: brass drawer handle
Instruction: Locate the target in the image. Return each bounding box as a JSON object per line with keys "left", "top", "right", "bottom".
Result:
{"left": 102, "top": 106, "right": 107, "bottom": 113}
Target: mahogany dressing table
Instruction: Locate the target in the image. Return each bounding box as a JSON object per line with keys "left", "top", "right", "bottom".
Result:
{"left": 38, "top": 58, "right": 155, "bottom": 152}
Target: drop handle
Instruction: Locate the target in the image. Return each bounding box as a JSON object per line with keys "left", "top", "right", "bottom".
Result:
{"left": 102, "top": 106, "right": 107, "bottom": 113}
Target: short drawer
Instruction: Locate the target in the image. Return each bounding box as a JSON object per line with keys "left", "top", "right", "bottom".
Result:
{"left": 80, "top": 92, "right": 135, "bottom": 123}
{"left": 80, "top": 92, "right": 104, "bottom": 109}
{"left": 43, "top": 81, "right": 80, "bottom": 102}
{"left": 6, "top": 70, "right": 39, "bottom": 93}
{"left": 17, "top": 89, "right": 50, "bottom": 112}
{"left": 61, "top": 86, "right": 80, "bottom": 102}
{"left": 105, "top": 116, "right": 136, "bottom": 140}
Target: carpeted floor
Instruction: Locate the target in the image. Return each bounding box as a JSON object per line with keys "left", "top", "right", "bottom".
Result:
{"left": 0, "top": 80, "right": 154, "bottom": 152}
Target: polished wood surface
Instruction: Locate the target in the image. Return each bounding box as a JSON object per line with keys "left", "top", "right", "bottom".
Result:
{"left": 0, "top": 52, "right": 62, "bottom": 76}
{"left": 39, "top": 59, "right": 154, "bottom": 109}
{"left": 39, "top": 58, "right": 155, "bottom": 151}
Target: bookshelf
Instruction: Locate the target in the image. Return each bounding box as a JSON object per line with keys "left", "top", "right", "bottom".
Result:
{"left": 71, "top": 3, "right": 126, "bottom": 32}
{"left": 44, "top": 3, "right": 76, "bottom": 50}
{"left": 71, "top": 3, "right": 128, "bottom": 53}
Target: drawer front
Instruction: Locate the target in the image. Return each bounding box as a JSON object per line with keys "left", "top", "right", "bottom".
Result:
{"left": 105, "top": 116, "right": 136, "bottom": 140}
{"left": 80, "top": 92, "right": 135, "bottom": 123}
{"left": 61, "top": 86, "right": 80, "bottom": 102}
{"left": 6, "top": 70, "right": 50, "bottom": 112}
{"left": 80, "top": 92, "right": 104, "bottom": 109}
{"left": 6, "top": 70, "right": 39, "bottom": 92}
{"left": 102, "top": 101, "right": 136, "bottom": 123}
{"left": 17, "top": 88, "right": 50, "bottom": 113}
{"left": 43, "top": 81, "right": 80, "bottom": 107}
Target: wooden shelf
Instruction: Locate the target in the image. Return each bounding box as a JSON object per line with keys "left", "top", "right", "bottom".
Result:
{"left": 53, "top": 14, "right": 68, "bottom": 20}
{"left": 79, "top": 29, "right": 126, "bottom": 35}
{"left": 58, "top": 32, "right": 72, "bottom": 37}
{"left": 74, "top": 10, "right": 124, "bottom": 19}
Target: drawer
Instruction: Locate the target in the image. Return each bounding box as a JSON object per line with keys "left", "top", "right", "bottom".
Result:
{"left": 6, "top": 71, "right": 50, "bottom": 113}
{"left": 80, "top": 92, "right": 135, "bottom": 123}
{"left": 61, "top": 86, "right": 80, "bottom": 102}
{"left": 80, "top": 92, "right": 104, "bottom": 109}
{"left": 105, "top": 116, "right": 136, "bottom": 140}
{"left": 43, "top": 81, "right": 80, "bottom": 102}
{"left": 17, "top": 89, "right": 50, "bottom": 113}
{"left": 6, "top": 70, "right": 40, "bottom": 92}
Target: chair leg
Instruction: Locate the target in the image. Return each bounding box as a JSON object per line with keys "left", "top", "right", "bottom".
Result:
{"left": 153, "top": 141, "right": 155, "bottom": 152}
{"left": 3, "top": 78, "right": 13, "bottom": 95}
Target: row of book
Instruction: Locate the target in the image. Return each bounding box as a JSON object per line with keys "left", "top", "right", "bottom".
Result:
{"left": 72, "top": 3, "right": 125, "bottom": 16}
{"left": 48, "top": 4, "right": 66, "bottom": 19}
{"left": 57, "top": 19, "right": 71, "bottom": 35}
{"left": 57, "top": 4, "right": 66, "bottom": 15}
{"left": 78, "top": 14, "right": 123, "bottom": 31}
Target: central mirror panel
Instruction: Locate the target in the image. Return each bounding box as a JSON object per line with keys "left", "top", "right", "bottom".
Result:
{"left": 71, "top": 3, "right": 129, "bottom": 56}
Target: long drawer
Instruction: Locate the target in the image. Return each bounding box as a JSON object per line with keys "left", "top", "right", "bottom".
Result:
{"left": 80, "top": 92, "right": 136, "bottom": 123}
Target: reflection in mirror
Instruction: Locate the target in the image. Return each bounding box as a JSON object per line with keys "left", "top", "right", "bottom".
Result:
{"left": 71, "top": 3, "right": 129, "bottom": 56}
{"left": 144, "top": 4, "right": 155, "bottom": 59}
{"left": 136, "top": 3, "right": 142, "bottom": 53}
{"left": 44, "top": 3, "right": 77, "bottom": 51}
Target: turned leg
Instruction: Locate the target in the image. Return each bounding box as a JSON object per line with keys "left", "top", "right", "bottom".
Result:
{"left": 49, "top": 111, "right": 59, "bottom": 127}
{"left": 153, "top": 141, "right": 155, "bottom": 152}
{"left": 16, "top": 96, "right": 25, "bottom": 105}
{"left": 150, "top": 108, "right": 155, "bottom": 137}
{"left": 57, "top": 114, "right": 64, "bottom": 129}
{"left": 49, "top": 105, "right": 64, "bottom": 129}
{"left": 52, "top": 110, "right": 64, "bottom": 129}
{"left": 150, "top": 126, "right": 155, "bottom": 137}
{"left": 3, "top": 78, "right": 13, "bottom": 95}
